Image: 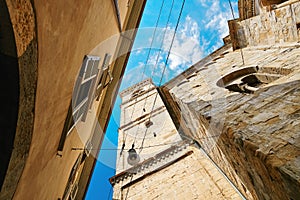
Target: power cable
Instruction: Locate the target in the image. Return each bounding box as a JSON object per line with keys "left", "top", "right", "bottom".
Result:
{"left": 140, "top": 0, "right": 166, "bottom": 81}
{"left": 140, "top": 0, "right": 176, "bottom": 113}
{"left": 133, "top": 0, "right": 175, "bottom": 145}
{"left": 139, "top": 0, "right": 186, "bottom": 153}
{"left": 120, "top": 0, "right": 166, "bottom": 156}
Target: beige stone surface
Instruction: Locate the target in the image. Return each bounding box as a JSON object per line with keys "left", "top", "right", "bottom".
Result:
{"left": 113, "top": 80, "right": 241, "bottom": 200}
{"left": 232, "top": 1, "right": 300, "bottom": 49}
{"left": 117, "top": 79, "right": 182, "bottom": 173}
{"left": 5, "top": 0, "right": 35, "bottom": 57}
{"left": 115, "top": 146, "right": 241, "bottom": 200}
{"left": 162, "top": 2, "right": 300, "bottom": 199}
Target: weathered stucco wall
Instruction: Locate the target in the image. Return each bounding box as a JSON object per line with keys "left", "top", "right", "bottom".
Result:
{"left": 1, "top": 0, "right": 146, "bottom": 199}
{"left": 76, "top": 1, "right": 147, "bottom": 198}
{"left": 10, "top": 0, "right": 121, "bottom": 198}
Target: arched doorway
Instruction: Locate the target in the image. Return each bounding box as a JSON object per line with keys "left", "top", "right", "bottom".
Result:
{"left": 0, "top": 0, "right": 20, "bottom": 190}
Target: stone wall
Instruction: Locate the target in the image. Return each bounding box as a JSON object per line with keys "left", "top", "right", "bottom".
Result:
{"left": 164, "top": 11, "right": 300, "bottom": 199}
{"left": 175, "top": 80, "right": 300, "bottom": 199}
{"left": 112, "top": 80, "right": 242, "bottom": 200}
{"left": 0, "top": 1, "right": 38, "bottom": 199}
{"left": 113, "top": 146, "right": 242, "bottom": 200}
{"left": 117, "top": 79, "right": 182, "bottom": 173}
{"left": 231, "top": 1, "right": 300, "bottom": 50}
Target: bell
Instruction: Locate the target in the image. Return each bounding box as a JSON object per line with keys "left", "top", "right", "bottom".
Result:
{"left": 127, "top": 145, "right": 140, "bottom": 166}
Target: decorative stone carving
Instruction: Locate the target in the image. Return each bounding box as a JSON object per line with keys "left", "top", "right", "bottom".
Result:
{"left": 231, "top": 1, "right": 299, "bottom": 49}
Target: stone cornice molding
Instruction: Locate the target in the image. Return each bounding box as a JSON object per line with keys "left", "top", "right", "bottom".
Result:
{"left": 109, "top": 140, "right": 194, "bottom": 186}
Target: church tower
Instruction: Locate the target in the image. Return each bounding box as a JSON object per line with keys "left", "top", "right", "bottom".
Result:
{"left": 110, "top": 79, "right": 245, "bottom": 200}
{"left": 110, "top": 1, "right": 300, "bottom": 199}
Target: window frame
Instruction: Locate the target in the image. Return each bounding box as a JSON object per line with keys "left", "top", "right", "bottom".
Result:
{"left": 95, "top": 53, "right": 112, "bottom": 101}
{"left": 57, "top": 55, "right": 101, "bottom": 152}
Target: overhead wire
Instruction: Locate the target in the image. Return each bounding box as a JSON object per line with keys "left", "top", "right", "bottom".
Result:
{"left": 122, "top": 0, "right": 235, "bottom": 158}
{"left": 140, "top": 0, "right": 166, "bottom": 82}
{"left": 139, "top": 0, "right": 186, "bottom": 153}
{"left": 73, "top": 141, "right": 181, "bottom": 151}
{"left": 120, "top": 0, "right": 166, "bottom": 156}
{"left": 140, "top": 0, "right": 176, "bottom": 114}
{"left": 133, "top": 0, "right": 175, "bottom": 146}
{"left": 71, "top": 134, "right": 221, "bottom": 151}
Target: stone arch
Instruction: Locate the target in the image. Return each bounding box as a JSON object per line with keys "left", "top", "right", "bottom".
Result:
{"left": 0, "top": 0, "right": 38, "bottom": 199}
{"left": 216, "top": 66, "right": 292, "bottom": 94}
{"left": 0, "top": 0, "right": 19, "bottom": 191}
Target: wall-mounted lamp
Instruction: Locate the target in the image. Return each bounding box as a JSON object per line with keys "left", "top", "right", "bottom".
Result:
{"left": 127, "top": 144, "right": 140, "bottom": 166}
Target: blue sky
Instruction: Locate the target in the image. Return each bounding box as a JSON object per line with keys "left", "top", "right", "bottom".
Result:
{"left": 85, "top": 0, "right": 238, "bottom": 199}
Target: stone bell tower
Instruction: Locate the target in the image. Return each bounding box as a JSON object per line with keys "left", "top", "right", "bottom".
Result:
{"left": 110, "top": 78, "right": 245, "bottom": 200}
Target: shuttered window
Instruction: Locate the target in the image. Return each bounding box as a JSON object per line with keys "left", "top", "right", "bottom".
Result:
{"left": 58, "top": 55, "right": 100, "bottom": 152}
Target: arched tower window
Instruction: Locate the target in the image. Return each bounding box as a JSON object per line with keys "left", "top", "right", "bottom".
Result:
{"left": 216, "top": 66, "right": 292, "bottom": 94}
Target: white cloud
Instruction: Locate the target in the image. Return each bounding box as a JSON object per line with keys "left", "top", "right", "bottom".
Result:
{"left": 210, "top": 1, "right": 221, "bottom": 15}
{"left": 198, "top": 0, "right": 208, "bottom": 7}
{"left": 160, "top": 15, "right": 204, "bottom": 75}
{"left": 195, "top": 0, "right": 239, "bottom": 52}
{"left": 120, "top": 62, "right": 145, "bottom": 90}
{"left": 204, "top": 1, "right": 234, "bottom": 40}
{"left": 130, "top": 15, "right": 205, "bottom": 84}
{"left": 129, "top": 16, "right": 204, "bottom": 84}
{"left": 124, "top": 0, "right": 240, "bottom": 85}
{"left": 205, "top": 12, "right": 231, "bottom": 39}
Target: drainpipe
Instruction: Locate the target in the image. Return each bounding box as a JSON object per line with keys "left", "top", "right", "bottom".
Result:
{"left": 112, "top": 0, "right": 122, "bottom": 32}
{"left": 193, "top": 140, "right": 247, "bottom": 200}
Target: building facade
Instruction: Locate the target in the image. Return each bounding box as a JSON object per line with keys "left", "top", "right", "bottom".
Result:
{"left": 110, "top": 79, "right": 243, "bottom": 200}
{"left": 161, "top": 0, "right": 300, "bottom": 199}
{"left": 0, "top": 0, "right": 146, "bottom": 199}
{"left": 111, "top": 0, "right": 300, "bottom": 199}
